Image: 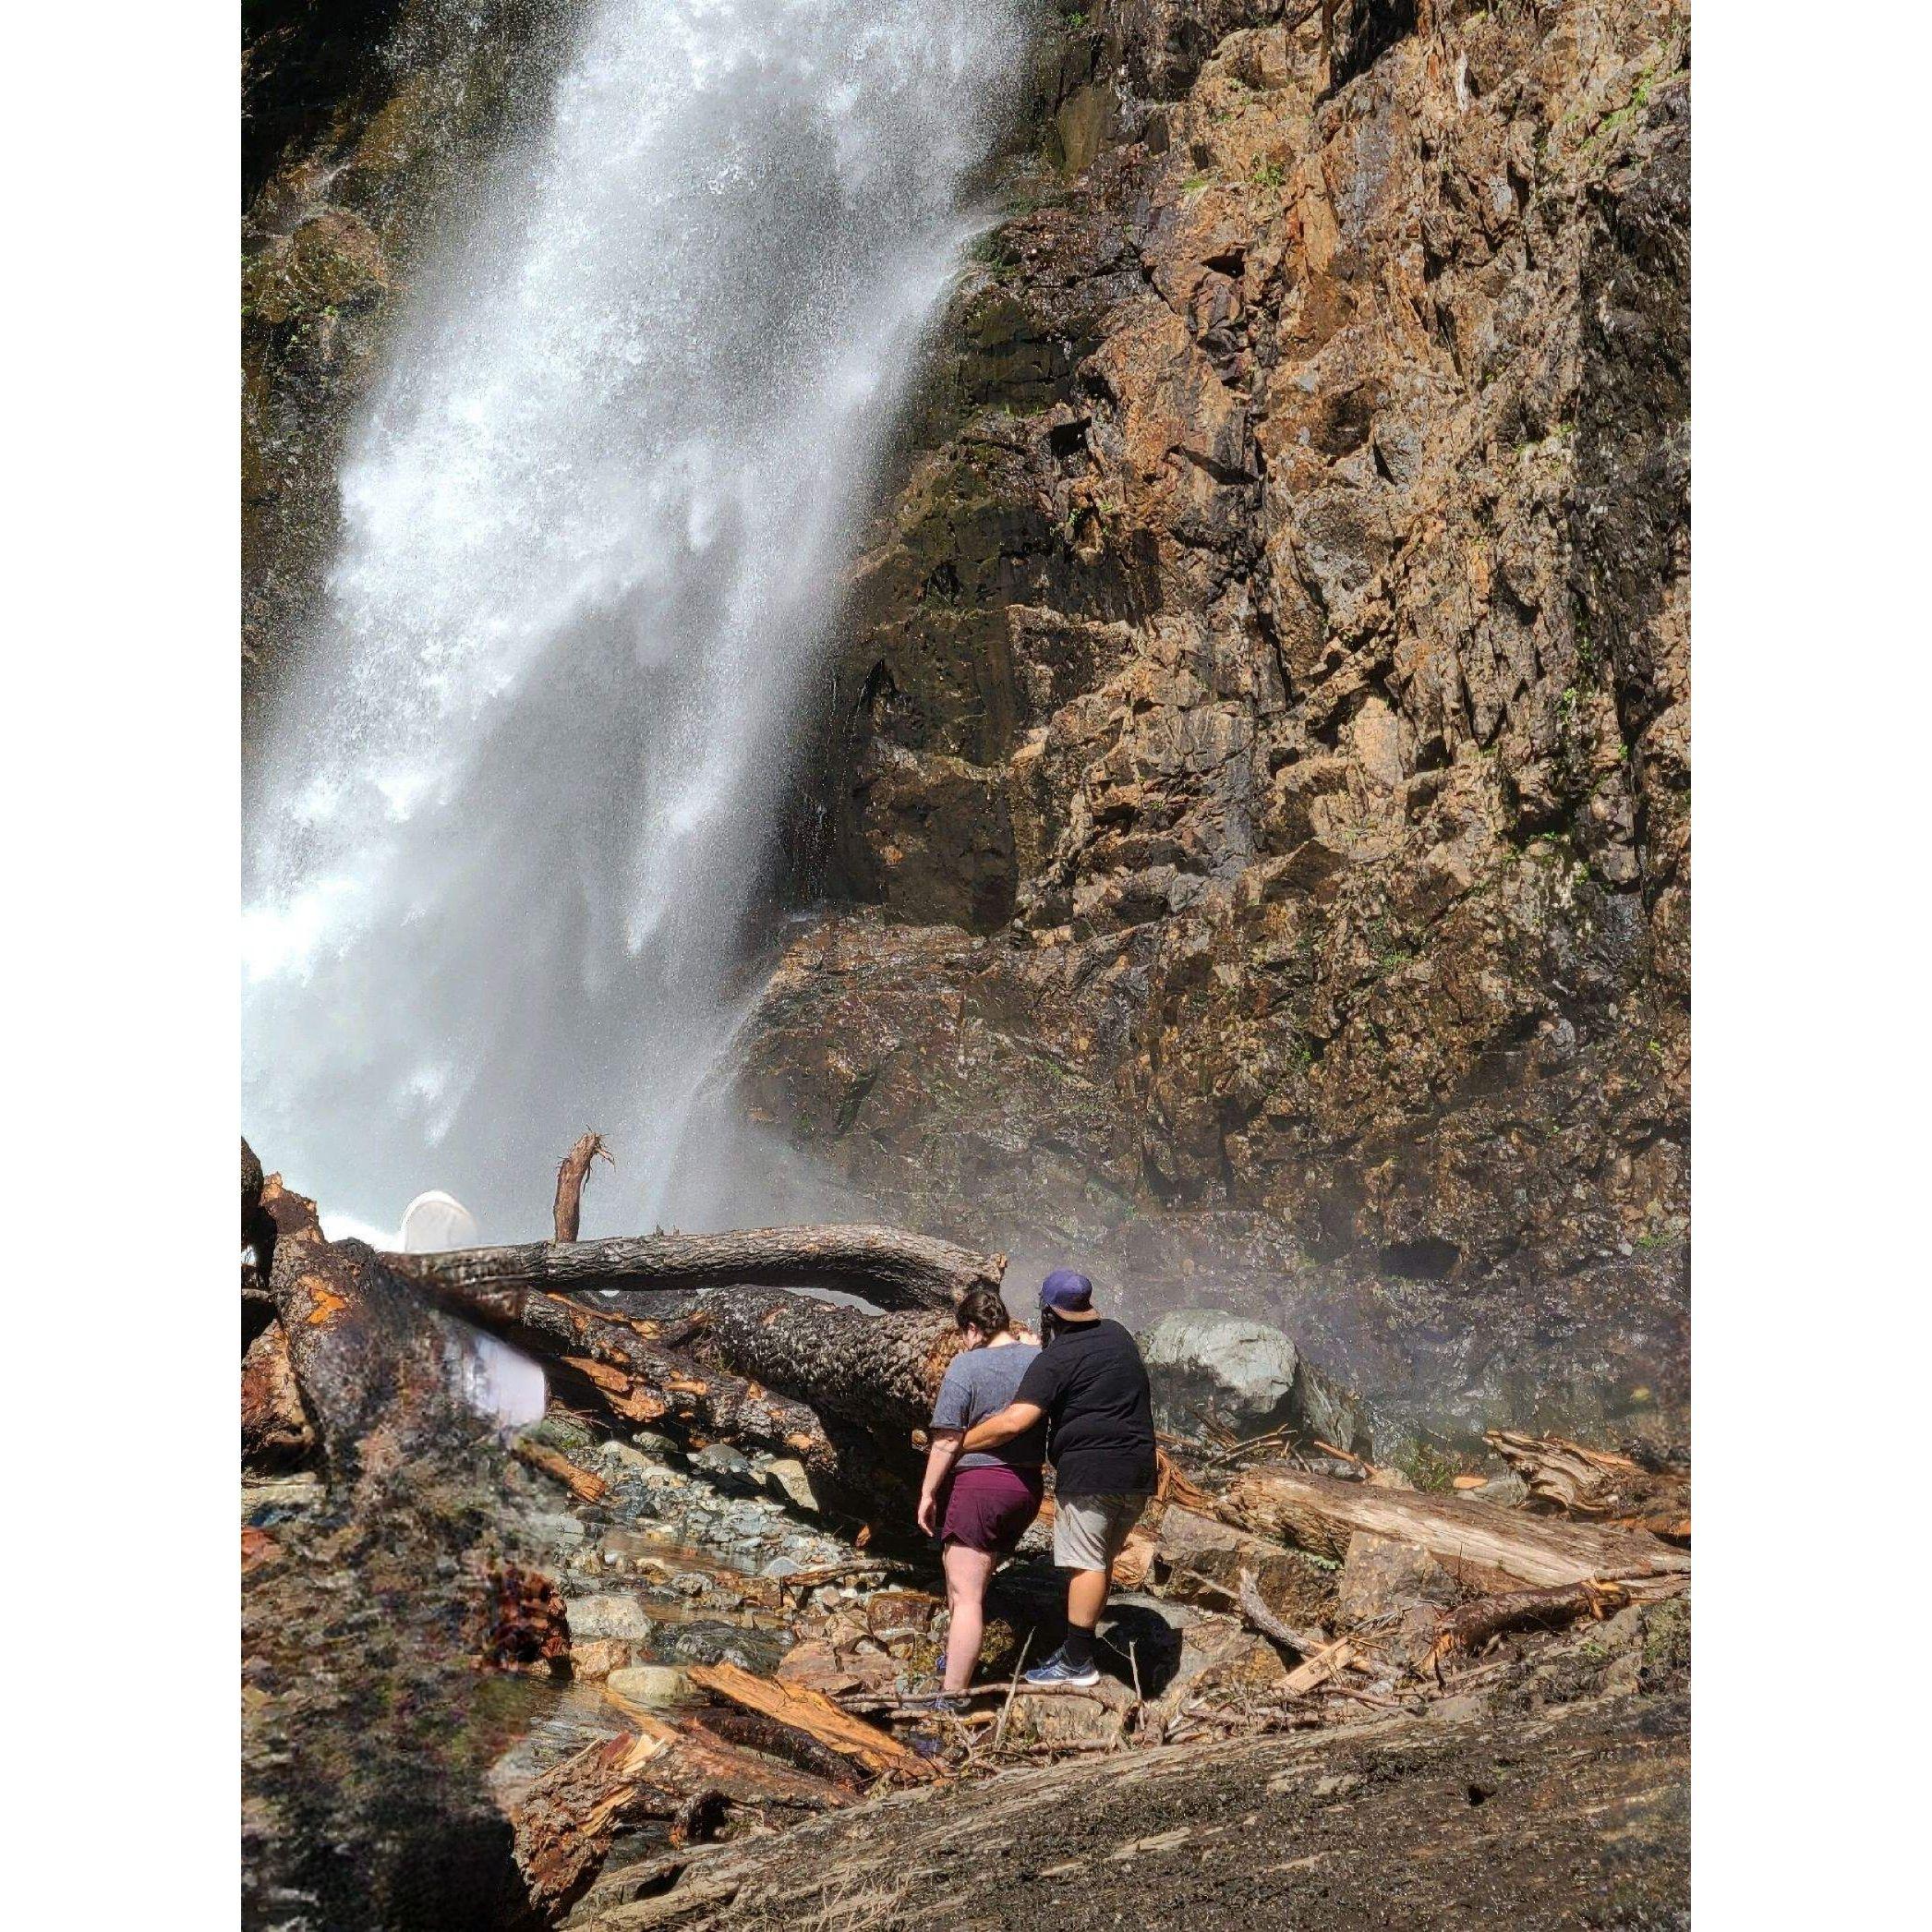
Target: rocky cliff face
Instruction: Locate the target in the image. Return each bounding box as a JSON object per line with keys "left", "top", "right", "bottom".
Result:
{"left": 746, "top": 0, "right": 1690, "bottom": 1444}
{"left": 241, "top": 0, "right": 577, "bottom": 730}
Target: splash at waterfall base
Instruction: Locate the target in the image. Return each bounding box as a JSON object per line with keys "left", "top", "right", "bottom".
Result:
{"left": 242, "top": 1152, "right": 1687, "bottom": 1929}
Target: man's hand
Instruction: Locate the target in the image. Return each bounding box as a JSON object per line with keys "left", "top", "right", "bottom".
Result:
{"left": 916, "top": 1491, "right": 939, "bottom": 1536}
{"left": 962, "top": 1399, "right": 1045, "bottom": 1455}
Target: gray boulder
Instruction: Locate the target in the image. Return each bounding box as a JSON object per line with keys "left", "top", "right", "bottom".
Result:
{"left": 1141, "top": 1309, "right": 1369, "bottom": 1453}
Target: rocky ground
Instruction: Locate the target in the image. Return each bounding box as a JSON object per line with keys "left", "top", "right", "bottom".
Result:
{"left": 243, "top": 1244, "right": 1688, "bottom": 1930}
{"left": 245, "top": 1378, "right": 1689, "bottom": 1929}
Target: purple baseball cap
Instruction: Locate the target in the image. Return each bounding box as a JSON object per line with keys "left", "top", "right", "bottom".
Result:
{"left": 1040, "top": 1268, "right": 1094, "bottom": 1311}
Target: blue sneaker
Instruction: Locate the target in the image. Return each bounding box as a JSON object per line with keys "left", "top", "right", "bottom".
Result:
{"left": 1023, "top": 1648, "right": 1101, "bottom": 1688}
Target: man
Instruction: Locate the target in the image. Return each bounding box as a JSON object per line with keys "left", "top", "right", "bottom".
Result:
{"left": 960, "top": 1268, "right": 1156, "bottom": 1687}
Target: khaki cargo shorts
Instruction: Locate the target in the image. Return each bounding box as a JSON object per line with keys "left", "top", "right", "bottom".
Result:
{"left": 1052, "top": 1491, "right": 1151, "bottom": 1572}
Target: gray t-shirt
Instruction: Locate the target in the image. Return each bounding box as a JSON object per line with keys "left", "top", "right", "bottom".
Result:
{"left": 931, "top": 1341, "right": 1045, "bottom": 1468}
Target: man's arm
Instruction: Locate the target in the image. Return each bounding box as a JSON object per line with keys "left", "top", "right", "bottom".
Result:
{"left": 961, "top": 1399, "right": 1044, "bottom": 1455}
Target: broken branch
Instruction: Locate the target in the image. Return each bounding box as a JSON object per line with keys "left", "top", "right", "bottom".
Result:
{"left": 553, "top": 1130, "right": 615, "bottom": 1243}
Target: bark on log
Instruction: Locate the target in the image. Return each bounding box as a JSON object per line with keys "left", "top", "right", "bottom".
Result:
{"left": 383, "top": 1222, "right": 1003, "bottom": 1315}
{"left": 396, "top": 1270, "right": 851, "bottom": 1480}
{"left": 242, "top": 1319, "right": 317, "bottom": 1470}
{"left": 259, "top": 1173, "right": 461, "bottom": 1483}
{"left": 1427, "top": 1579, "right": 1633, "bottom": 1668}
{"left": 405, "top": 1262, "right": 967, "bottom": 1517}
{"left": 684, "top": 1710, "right": 865, "bottom": 1793}
{"left": 1484, "top": 1431, "right": 1691, "bottom": 1542}
{"left": 553, "top": 1131, "right": 614, "bottom": 1243}
{"left": 670, "top": 1287, "right": 962, "bottom": 1448}
{"left": 1216, "top": 1467, "right": 1691, "bottom": 1598}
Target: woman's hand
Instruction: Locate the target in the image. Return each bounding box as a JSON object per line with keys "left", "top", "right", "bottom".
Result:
{"left": 916, "top": 1491, "right": 939, "bottom": 1536}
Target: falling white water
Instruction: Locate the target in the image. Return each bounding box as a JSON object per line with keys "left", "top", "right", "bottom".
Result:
{"left": 244, "top": 0, "right": 1024, "bottom": 1238}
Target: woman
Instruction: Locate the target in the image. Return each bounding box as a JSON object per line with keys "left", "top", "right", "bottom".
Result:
{"left": 916, "top": 1287, "right": 1045, "bottom": 1697}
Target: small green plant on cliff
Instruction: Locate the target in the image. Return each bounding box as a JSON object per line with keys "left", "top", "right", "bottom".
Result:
{"left": 1250, "top": 157, "right": 1286, "bottom": 191}
{"left": 1395, "top": 1443, "right": 1466, "bottom": 1494}
{"left": 1182, "top": 172, "right": 1215, "bottom": 197}
{"left": 1059, "top": 6, "right": 1087, "bottom": 28}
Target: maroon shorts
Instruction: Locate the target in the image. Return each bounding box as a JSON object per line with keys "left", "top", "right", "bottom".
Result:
{"left": 940, "top": 1463, "right": 1044, "bottom": 1555}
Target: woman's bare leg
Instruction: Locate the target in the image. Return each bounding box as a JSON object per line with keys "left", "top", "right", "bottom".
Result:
{"left": 941, "top": 1544, "right": 996, "bottom": 1693}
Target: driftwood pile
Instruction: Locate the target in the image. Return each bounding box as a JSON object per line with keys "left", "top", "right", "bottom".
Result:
{"left": 240, "top": 1135, "right": 1690, "bottom": 1924}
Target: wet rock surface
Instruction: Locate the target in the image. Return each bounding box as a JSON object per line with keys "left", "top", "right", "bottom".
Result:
{"left": 241, "top": 0, "right": 576, "bottom": 731}
{"left": 747, "top": 0, "right": 1691, "bottom": 1449}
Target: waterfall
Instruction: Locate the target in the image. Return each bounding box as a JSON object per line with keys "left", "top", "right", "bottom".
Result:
{"left": 243, "top": 0, "right": 1024, "bottom": 1238}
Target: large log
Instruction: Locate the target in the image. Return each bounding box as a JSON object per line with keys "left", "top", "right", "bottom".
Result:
{"left": 1216, "top": 1467, "right": 1690, "bottom": 1598}
{"left": 406, "top": 1265, "right": 965, "bottom": 1503}
{"left": 398, "top": 1270, "right": 851, "bottom": 1479}
{"left": 672, "top": 1287, "right": 961, "bottom": 1446}
{"left": 383, "top": 1222, "right": 1004, "bottom": 1314}
{"left": 257, "top": 1172, "right": 462, "bottom": 1484}
{"left": 685, "top": 1662, "right": 935, "bottom": 1782}
{"left": 1428, "top": 1580, "right": 1633, "bottom": 1668}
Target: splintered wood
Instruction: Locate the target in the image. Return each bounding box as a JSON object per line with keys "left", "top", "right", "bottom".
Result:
{"left": 1484, "top": 1431, "right": 1691, "bottom": 1541}
{"left": 1428, "top": 1579, "right": 1633, "bottom": 1668}
{"left": 507, "top": 1709, "right": 851, "bottom": 1914}
{"left": 687, "top": 1661, "right": 936, "bottom": 1781}
{"left": 552, "top": 1129, "right": 615, "bottom": 1243}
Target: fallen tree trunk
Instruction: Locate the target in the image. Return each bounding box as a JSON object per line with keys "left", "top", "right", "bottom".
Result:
{"left": 1217, "top": 1467, "right": 1690, "bottom": 1598}
{"left": 397, "top": 1270, "right": 851, "bottom": 1479}
{"left": 258, "top": 1172, "right": 463, "bottom": 1484}
{"left": 1484, "top": 1431, "right": 1690, "bottom": 1542}
{"left": 405, "top": 1264, "right": 963, "bottom": 1501}
{"left": 242, "top": 1319, "right": 317, "bottom": 1470}
{"left": 382, "top": 1222, "right": 1003, "bottom": 1315}
{"left": 685, "top": 1709, "right": 865, "bottom": 1793}
{"left": 1427, "top": 1579, "right": 1633, "bottom": 1669}
{"left": 671, "top": 1287, "right": 961, "bottom": 1446}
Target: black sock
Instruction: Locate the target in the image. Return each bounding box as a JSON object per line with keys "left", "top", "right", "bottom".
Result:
{"left": 1062, "top": 1623, "right": 1095, "bottom": 1669}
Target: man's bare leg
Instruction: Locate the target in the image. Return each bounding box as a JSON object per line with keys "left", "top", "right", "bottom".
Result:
{"left": 1062, "top": 1563, "right": 1110, "bottom": 1668}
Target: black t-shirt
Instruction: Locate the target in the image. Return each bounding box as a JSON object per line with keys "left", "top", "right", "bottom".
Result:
{"left": 1014, "top": 1318, "right": 1156, "bottom": 1496}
